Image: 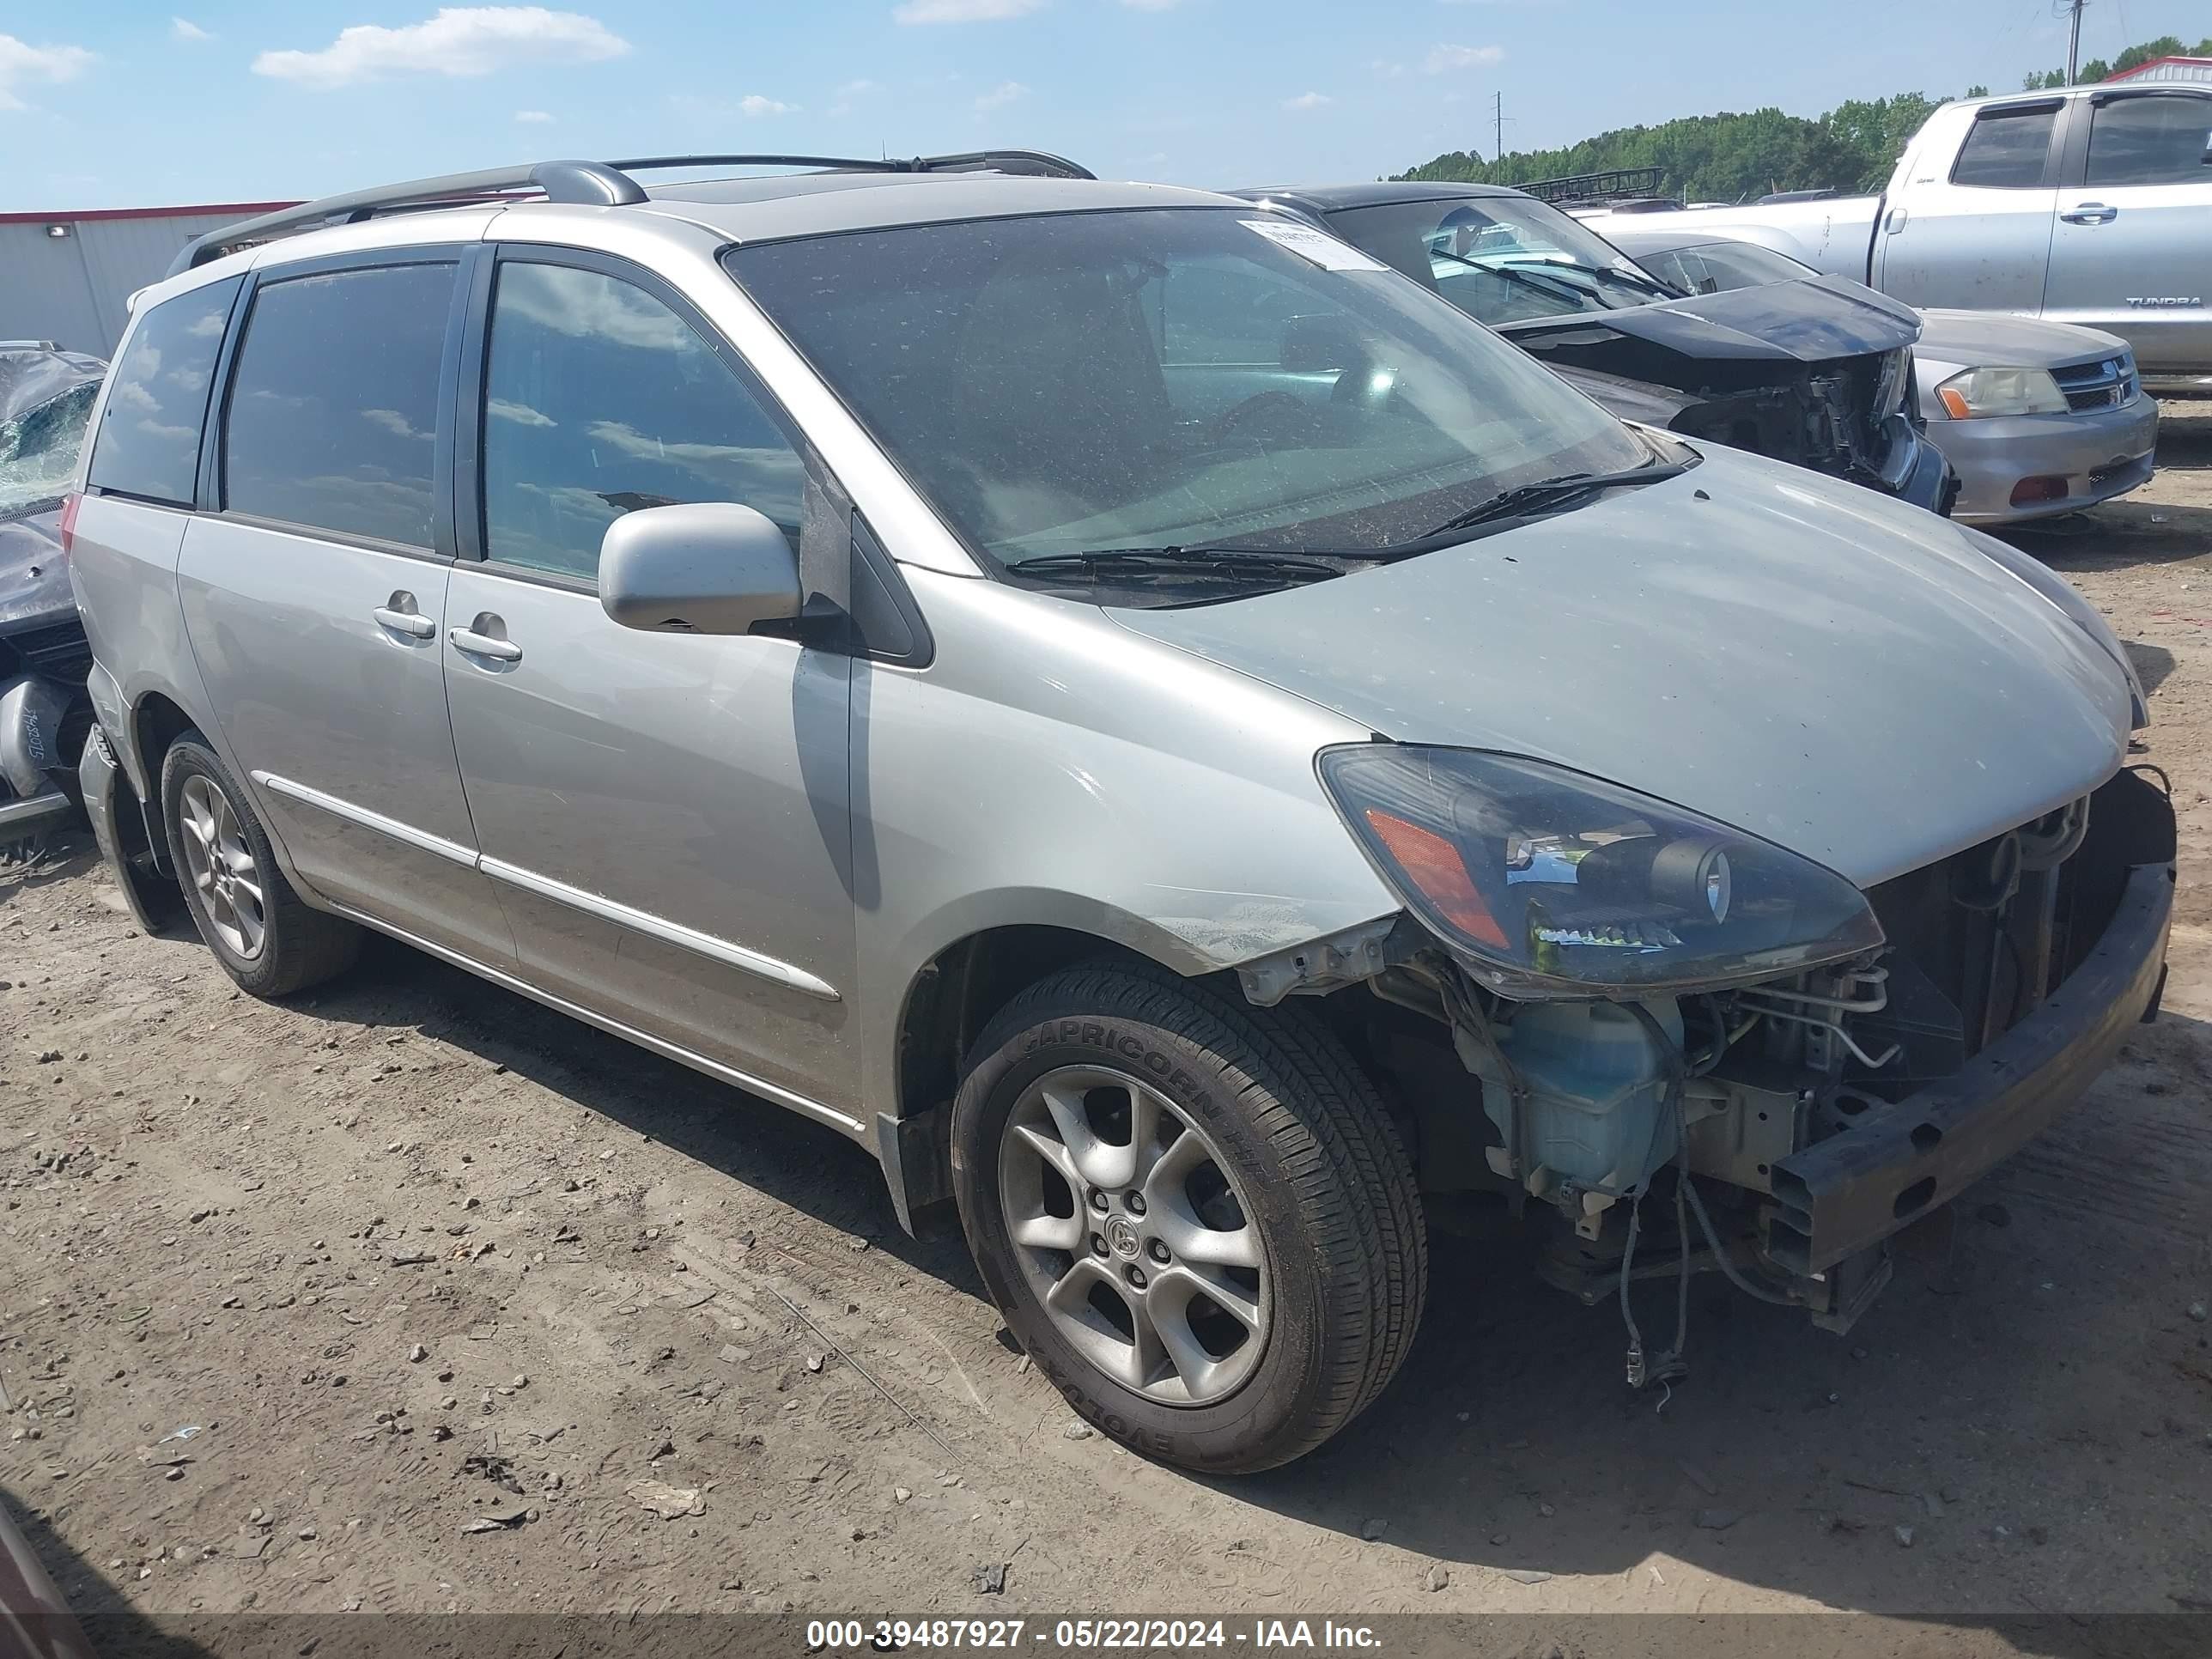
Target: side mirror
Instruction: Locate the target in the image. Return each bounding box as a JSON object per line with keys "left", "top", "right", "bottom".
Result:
{"left": 599, "top": 502, "right": 802, "bottom": 636}
{"left": 1279, "top": 313, "right": 1366, "bottom": 374}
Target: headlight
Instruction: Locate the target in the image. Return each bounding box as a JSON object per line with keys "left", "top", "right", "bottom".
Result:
{"left": 1936, "top": 366, "right": 2069, "bottom": 419}
{"left": 1318, "top": 745, "right": 1884, "bottom": 997}
{"left": 1874, "top": 348, "right": 1911, "bottom": 417}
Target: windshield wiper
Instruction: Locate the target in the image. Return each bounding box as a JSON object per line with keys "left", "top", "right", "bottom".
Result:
{"left": 1006, "top": 546, "right": 1353, "bottom": 585}
{"left": 1413, "top": 459, "right": 1687, "bottom": 541}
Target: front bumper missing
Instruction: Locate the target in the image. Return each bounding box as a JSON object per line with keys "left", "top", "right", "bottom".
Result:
{"left": 1767, "top": 859, "right": 2173, "bottom": 1275}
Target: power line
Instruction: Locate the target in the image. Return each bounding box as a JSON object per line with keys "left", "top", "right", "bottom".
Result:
{"left": 2054, "top": 0, "right": 2087, "bottom": 82}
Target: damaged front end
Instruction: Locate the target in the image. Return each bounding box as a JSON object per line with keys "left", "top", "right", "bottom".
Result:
{"left": 0, "top": 344, "right": 105, "bottom": 862}
{"left": 1511, "top": 285, "right": 1956, "bottom": 515}
{"left": 1254, "top": 747, "right": 2174, "bottom": 1370}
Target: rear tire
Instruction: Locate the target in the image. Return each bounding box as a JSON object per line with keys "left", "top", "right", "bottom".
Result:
{"left": 952, "top": 961, "right": 1425, "bottom": 1473}
{"left": 160, "top": 732, "right": 359, "bottom": 997}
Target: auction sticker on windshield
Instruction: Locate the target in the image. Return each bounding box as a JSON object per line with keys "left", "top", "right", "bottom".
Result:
{"left": 1238, "top": 218, "right": 1389, "bottom": 272}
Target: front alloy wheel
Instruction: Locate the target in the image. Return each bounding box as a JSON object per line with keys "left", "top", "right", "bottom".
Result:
{"left": 954, "top": 962, "right": 1427, "bottom": 1473}
{"left": 1000, "top": 1065, "right": 1268, "bottom": 1405}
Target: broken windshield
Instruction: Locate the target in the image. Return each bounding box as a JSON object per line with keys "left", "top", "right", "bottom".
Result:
{"left": 0, "top": 349, "right": 103, "bottom": 523}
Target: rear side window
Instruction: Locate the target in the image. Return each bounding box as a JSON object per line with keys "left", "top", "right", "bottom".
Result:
{"left": 2087, "top": 96, "right": 2212, "bottom": 185}
{"left": 1950, "top": 106, "right": 2058, "bottom": 189}
{"left": 86, "top": 277, "right": 239, "bottom": 506}
{"left": 478, "top": 261, "right": 803, "bottom": 581}
{"left": 223, "top": 262, "right": 455, "bottom": 548}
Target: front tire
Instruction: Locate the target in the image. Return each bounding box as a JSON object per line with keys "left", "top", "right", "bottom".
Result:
{"left": 952, "top": 962, "right": 1426, "bottom": 1473}
{"left": 160, "top": 732, "right": 360, "bottom": 997}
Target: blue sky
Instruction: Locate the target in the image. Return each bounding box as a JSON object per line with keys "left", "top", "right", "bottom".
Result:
{"left": 3, "top": 0, "right": 2205, "bottom": 210}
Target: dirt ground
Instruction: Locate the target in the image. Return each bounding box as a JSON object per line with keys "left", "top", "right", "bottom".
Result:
{"left": 6, "top": 405, "right": 2212, "bottom": 1654}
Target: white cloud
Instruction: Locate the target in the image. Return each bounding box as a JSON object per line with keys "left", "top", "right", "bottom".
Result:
{"left": 739, "top": 94, "right": 797, "bottom": 117}
{"left": 1119, "top": 0, "right": 1185, "bottom": 9}
{"left": 252, "top": 7, "right": 629, "bottom": 88}
{"left": 1423, "top": 42, "right": 1504, "bottom": 73}
{"left": 488, "top": 398, "right": 556, "bottom": 428}
{"left": 973, "top": 79, "right": 1028, "bottom": 111}
{"left": 1282, "top": 91, "right": 1333, "bottom": 112}
{"left": 0, "top": 34, "right": 94, "bottom": 110}
{"left": 1370, "top": 58, "right": 1407, "bottom": 77}
{"left": 172, "top": 17, "right": 213, "bottom": 41}
{"left": 362, "top": 408, "right": 433, "bottom": 441}
{"left": 514, "top": 106, "right": 553, "bottom": 121}
{"left": 826, "top": 77, "right": 878, "bottom": 116}
{"left": 893, "top": 0, "right": 1043, "bottom": 22}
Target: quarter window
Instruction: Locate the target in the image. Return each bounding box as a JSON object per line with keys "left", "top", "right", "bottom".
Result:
{"left": 2087, "top": 96, "right": 2212, "bottom": 186}
{"left": 85, "top": 277, "right": 240, "bottom": 507}
{"left": 1949, "top": 106, "right": 2058, "bottom": 189}
{"left": 480, "top": 262, "right": 803, "bottom": 582}
{"left": 222, "top": 262, "right": 454, "bottom": 548}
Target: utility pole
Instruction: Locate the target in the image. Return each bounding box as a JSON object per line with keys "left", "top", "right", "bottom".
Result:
{"left": 2063, "top": 0, "right": 2087, "bottom": 84}
{"left": 1493, "top": 92, "right": 1505, "bottom": 167}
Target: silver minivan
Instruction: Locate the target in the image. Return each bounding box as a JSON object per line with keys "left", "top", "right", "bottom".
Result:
{"left": 68, "top": 153, "right": 2174, "bottom": 1474}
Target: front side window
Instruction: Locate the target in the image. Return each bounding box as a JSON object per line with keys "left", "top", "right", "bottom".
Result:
{"left": 726, "top": 208, "right": 1648, "bottom": 598}
{"left": 1950, "top": 106, "right": 2058, "bottom": 188}
{"left": 223, "top": 262, "right": 454, "bottom": 547}
{"left": 480, "top": 262, "right": 804, "bottom": 582}
{"left": 2087, "top": 95, "right": 2212, "bottom": 186}
{"left": 1324, "top": 197, "right": 1676, "bottom": 327}
{"left": 85, "top": 277, "right": 240, "bottom": 507}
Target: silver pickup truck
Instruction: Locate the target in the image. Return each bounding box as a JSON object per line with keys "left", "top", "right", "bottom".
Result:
{"left": 1579, "top": 85, "right": 2212, "bottom": 386}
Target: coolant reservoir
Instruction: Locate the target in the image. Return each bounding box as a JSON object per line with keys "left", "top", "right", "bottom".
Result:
{"left": 1471, "top": 998, "right": 1682, "bottom": 1203}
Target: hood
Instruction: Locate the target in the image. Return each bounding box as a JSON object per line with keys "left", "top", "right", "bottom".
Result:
{"left": 1913, "top": 308, "right": 2129, "bottom": 370}
{"left": 1109, "top": 447, "right": 2130, "bottom": 890}
{"left": 1503, "top": 275, "right": 1920, "bottom": 363}
{"left": 0, "top": 512, "right": 72, "bottom": 633}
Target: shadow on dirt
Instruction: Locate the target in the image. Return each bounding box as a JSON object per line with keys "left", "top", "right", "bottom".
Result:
{"left": 281, "top": 929, "right": 985, "bottom": 1296}
{"left": 4, "top": 1484, "right": 211, "bottom": 1659}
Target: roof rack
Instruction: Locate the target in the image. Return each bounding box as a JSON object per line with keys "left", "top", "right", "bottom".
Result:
{"left": 1514, "top": 166, "right": 1670, "bottom": 208}
{"left": 166, "top": 149, "right": 1096, "bottom": 278}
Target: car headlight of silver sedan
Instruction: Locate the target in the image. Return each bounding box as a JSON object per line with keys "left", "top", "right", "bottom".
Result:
{"left": 1318, "top": 744, "right": 1884, "bottom": 997}
{"left": 1936, "top": 365, "right": 2069, "bottom": 419}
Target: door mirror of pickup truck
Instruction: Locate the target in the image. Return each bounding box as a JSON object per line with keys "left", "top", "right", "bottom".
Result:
{"left": 599, "top": 502, "right": 803, "bottom": 636}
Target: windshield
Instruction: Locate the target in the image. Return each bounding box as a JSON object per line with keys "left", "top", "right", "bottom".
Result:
{"left": 1325, "top": 196, "right": 1675, "bottom": 329}
{"left": 1625, "top": 240, "right": 1819, "bottom": 296}
{"left": 0, "top": 362, "right": 99, "bottom": 523}
{"left": 725, "top": 208, "right": 1647, "bottom": 593}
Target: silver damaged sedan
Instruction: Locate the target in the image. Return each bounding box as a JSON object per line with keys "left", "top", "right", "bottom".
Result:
{"left": 1607, "top": 229, "right": 2160, "bottom": 523}
{"left": 67, "top": 161, "right": 2175, "bottom": 1474}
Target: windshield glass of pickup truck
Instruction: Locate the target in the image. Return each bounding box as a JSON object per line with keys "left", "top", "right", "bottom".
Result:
{"left": 1328, "top": 197, "right": 1674, "bottom": 328}
{"left": 726, "top": 207, "right": 1647, "bottom": 586}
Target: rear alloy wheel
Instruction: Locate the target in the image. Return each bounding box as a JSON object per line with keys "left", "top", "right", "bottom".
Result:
{"left": 160, "top": 732, "right": 361, "bottom": 998}
{"left": 176, "top": 773, "right": 265, "bottom": 961}
{"left": 954, "top": 961, "right": 1426, "bottom": 1473}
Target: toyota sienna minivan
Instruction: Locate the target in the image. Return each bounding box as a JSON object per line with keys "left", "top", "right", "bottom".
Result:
{"left": 66, "top": 152, "right": 2173, "bottom": 1474}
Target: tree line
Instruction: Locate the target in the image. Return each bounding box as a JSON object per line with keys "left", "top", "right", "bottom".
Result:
{"left": 1396, "top": 34, "right": 2212, "bottom": 204}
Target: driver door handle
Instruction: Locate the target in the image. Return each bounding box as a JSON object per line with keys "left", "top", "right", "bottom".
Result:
{"left": 372, "top": 605, "right": 436, "bottom": 639}
{"left": 449, "top": 626, "right": 522, "bottom": 663}
{"left": 2060, "top": 202, "right": 2118, "bottom": 225}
